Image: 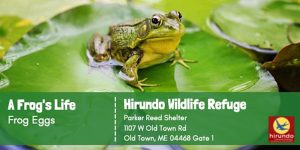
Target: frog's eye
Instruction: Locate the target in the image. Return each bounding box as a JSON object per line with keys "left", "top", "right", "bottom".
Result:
{"left": 170, "top": 10, "right": 182, "bottom": 21}
{"left": 178, "top": 11, "right": 182, "bottom": 20}
{"left": 151, "top": 15, "right": 162, "bottom": 27}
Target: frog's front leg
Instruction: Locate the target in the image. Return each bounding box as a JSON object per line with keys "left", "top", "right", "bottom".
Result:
{"left": 87, "top": 33, "right": 111, "bottom": 63}
{"left": 118, "top": 51, "right": 158, "bottom": 92}
{"left": 170, "top": 50, "right": 197, "bottom": 69}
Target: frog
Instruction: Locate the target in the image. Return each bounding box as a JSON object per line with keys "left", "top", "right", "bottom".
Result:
{"left": 87, "top": 10, "right": 196, "bottom": 91}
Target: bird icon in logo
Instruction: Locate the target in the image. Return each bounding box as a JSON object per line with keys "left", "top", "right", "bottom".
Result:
{"left": 273, "top": 117, "right": 290, "bottom": 134}
{"left": 275, "top": 119, "right": 289, "bottom": 131}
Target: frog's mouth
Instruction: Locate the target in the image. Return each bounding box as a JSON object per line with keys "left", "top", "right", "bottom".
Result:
{"left": 146, "top": 36, "right": 180, "bottom": 41}
{"left": 147, "top": 30, "right": 184, "bottom": 39}
{"left": 146, "top": 26, "right": 184, "bottom": 40}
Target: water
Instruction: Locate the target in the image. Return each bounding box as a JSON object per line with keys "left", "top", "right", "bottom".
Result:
{"left": 0, "top": 73, "right": 9, "bottom": 88}
{"left": 4, "top": 20, "right": 60, "bottom": 62}
{"left": 0, "top": 60, "right": 12, "bottom": 72}
{"left": 229, "top": 81, "right": 254, "bottom": 92}
{"left": 244, "top": 65, "right": 278, "bottom": 92}
{"left": 0, "top": 20, "right": 61, "bottom": 89}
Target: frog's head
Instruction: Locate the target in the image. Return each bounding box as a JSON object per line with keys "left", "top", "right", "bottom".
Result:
{"left": 138, "top": 10, "right": 184, "bottom": 41}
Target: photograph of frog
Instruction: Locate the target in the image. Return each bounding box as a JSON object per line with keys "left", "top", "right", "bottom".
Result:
{"left": 1, "top": 0, "right": 299, "bottom": 93}
{"left": 87, "top": 10, "right": 197, "bottom": 92}
{"left": 0, "top": 0, "right": 299, "bottom": 150}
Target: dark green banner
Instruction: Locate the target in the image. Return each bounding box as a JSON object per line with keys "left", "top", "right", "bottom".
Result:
{"left": 0, "top": 92, "right": 298, "bottom": 145}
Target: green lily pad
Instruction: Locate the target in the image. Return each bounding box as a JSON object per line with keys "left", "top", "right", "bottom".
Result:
{"left": 210, "top": 0, "right": 300, "bottom": 59}
{"left": 0, "top": 16, "right": 32, "bottom": 58}
{"left": 0, "top": 1, "right": 127, "bottom": 59}
{"left": 0, "top": 3, "right": 278, "bottom": 93}
{"left": 0, "top": 0, "right": 127, "bottom": 25}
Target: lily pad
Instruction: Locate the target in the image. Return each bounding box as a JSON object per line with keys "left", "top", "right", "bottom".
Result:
{"left": 0, "top": 1, "right": 127, "bottom": 59}
{"left": 0, "top": 3, "right": 277, "bottom": 92}
{"left": 0, "top": 0, "right": 127, "bottom": 25}
{"left": 210, "top": 0, "right": 300, "bottom": 61}
{"left": 0, "top": 16, "right": 32, "bottom": 58}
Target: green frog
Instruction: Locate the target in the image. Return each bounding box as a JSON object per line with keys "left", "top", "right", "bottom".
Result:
{"left": 87, "top": 10, "right": 196, "bottom": 91}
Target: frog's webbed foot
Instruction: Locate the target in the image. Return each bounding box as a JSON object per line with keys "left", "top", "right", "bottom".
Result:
{"left": 170, "top": 58, "right": 197, "bottom": 69}
{"left": 119, "top": 52, "right": 159, "bottom": 92}
{"left": 170, "top": 50, "right": 197, "bottom": 69}
{"left": 129, "top": 78, "right": 158, "bottom": 92}
{"left": 119, "top": 70, "right": 159, "bottom": 92}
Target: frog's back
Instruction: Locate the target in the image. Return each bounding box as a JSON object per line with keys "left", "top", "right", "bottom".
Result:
{"left": 109, "top": 26, "right": 135, "bottom": 50}
{"left": 108, "top": 19, "right": 144, "bottom": 50}
{"left": 108, "top": 19, "right": 146, "bottom": 49}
